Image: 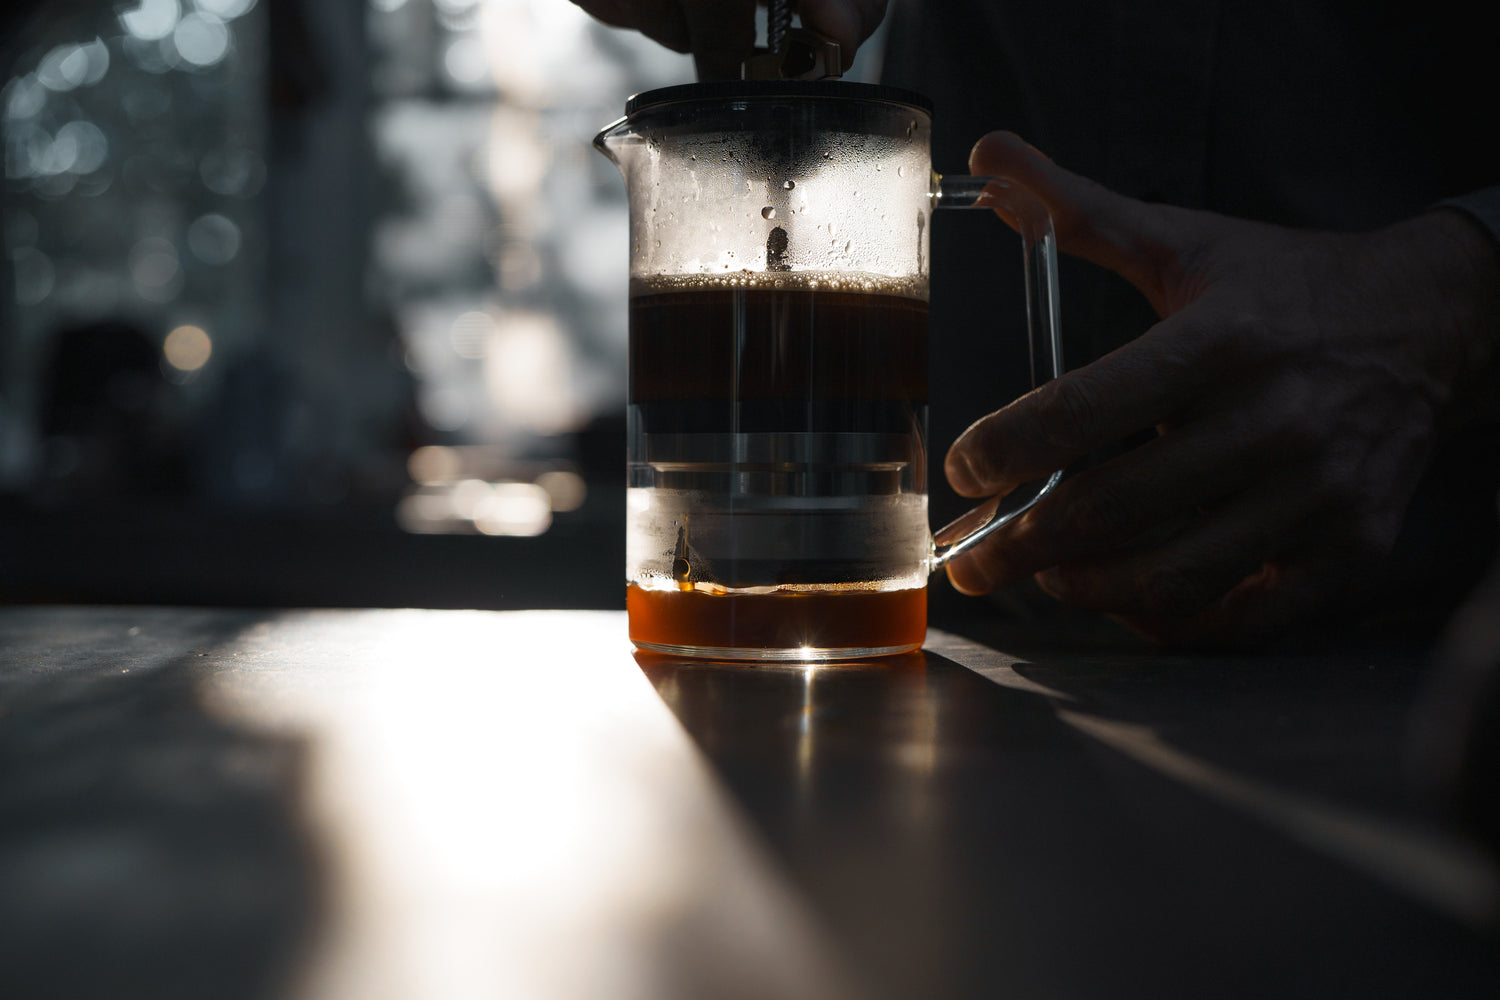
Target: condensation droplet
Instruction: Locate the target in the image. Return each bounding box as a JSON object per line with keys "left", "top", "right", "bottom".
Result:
{"left": 897, "top": 165, "right": 905, "bottom": 177}
{"left": 761, "top": 206, "right": 776, "bottom": 219}
{"left": 783, "top": 180, "right": 795, "bottom": 190}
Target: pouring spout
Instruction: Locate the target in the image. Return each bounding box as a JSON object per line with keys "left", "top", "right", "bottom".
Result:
{"left": 593, "top": 116, "right": 635, "bottom": 168}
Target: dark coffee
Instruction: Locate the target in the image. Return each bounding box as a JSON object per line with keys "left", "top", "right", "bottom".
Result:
{"left": 630, "top": 279, "right": 928, "bottom": 429}
{"left": 626, "top": 273, "right": 931, "bottom": 659}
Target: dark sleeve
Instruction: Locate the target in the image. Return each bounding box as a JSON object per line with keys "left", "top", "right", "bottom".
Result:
{"left": 1440, "top": 186, "right": 1500, "bottom": 247}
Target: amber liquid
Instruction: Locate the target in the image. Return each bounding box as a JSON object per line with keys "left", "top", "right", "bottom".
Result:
{"left": 627, "top": 583, "right": 927, "bottom": 659}
{"left": 627, "top": 274, "right": 929, "bottom": 660}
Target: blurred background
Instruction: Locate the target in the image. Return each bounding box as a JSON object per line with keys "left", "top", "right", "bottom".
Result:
{"left": 0, "top": 0, "right": 705, "bottom": 609}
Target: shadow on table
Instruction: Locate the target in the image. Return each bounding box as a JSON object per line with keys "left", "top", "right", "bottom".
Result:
{"left": 950, "top": 609, "right": 1496, "bottom": 839}
{"left": 0, "top": 618, "right": 325, "bottom": 1000}
{"left": 637, "top": 644, "right": 1500, "bottom": 1000}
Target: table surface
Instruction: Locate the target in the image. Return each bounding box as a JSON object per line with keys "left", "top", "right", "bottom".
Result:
{"left": 2, "top": 606, "right": 1498, "bottom": 1000}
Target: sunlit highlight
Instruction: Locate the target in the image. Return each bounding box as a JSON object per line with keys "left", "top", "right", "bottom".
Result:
{"left": 204, "top": 612, "right": 856, "bottom": 1000}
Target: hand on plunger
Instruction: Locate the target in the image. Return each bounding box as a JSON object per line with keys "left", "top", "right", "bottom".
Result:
{"left": 944, "top": 132, "right": 1500, "bottom": 647}
{"left": 569, "top": 0, "right": 888, "bottom": 80}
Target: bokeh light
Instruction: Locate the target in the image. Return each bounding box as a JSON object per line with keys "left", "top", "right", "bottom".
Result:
{"left": 163, "top": 324, "right": 213, "bottom": 372}
{"left": 55, "top": 121, "right": 110, "bottom": 174}
{"left": 129, "top": 236, "right": 182, "bottom": 301}
{"left": 473, "top": 482, "right": 551, "bottom": 536}
{"left": 484, "top": 312, "right": 579, "bottom": 436}
{"left": 12, "top": 248, "right": 56, "bottom": 306}
{"left": 37, "top": 40, "right": 110, "bottom": 92}
{"left": 4, "top": 75, "right": 48, "bottom": 119}
{"left": 172, "top": 13, "right": 231, "bottom": 68}
{"left": 120, "top": 0, "right": 182, "bottom": 42}
{"left": 448, "top": 309, "right": 495, "bottom": 360}
{"left": 443, "top": 35, "right": 490, "bottom": 90}
{"left": 406, "top": 445, "right": 461, "bottom": 486}
{"left": 193, "top": 0, "right": 258, "bottom": 21}
{"left": 187, "top": 212, "right": 241, "bottom": 264}
{"left": 198, "top": 144, "right": 265, "bottom": 197}
{"left": 536, "top": 469, "right": 586, "bottom": 512}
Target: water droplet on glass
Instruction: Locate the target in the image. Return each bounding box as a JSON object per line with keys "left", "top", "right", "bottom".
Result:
{"left": 783, "top": 180, "right": 795, "bottom": 190}
{"left": 766, "top": 226, "right": 790, "bottom": 271}
{"left": 897, "top": 166, "right": 905, "bottom": 178}
{"left": 761, "top": 206, "right": 776, "bottom": 220}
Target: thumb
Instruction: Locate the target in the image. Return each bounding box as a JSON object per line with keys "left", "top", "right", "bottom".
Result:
{"left": 969, "top": 131, "right": 1186, "bottom": 314}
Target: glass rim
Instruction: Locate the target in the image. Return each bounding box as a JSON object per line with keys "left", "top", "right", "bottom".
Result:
{"left": 623, "top": 80, "right": 935, "bottom": 118}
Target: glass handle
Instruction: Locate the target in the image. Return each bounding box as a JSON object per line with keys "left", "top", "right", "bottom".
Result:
{"left": 929, "top": 173, "right": 1065, "bottom": 569}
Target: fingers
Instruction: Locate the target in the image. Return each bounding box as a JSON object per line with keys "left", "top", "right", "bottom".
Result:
{"left": 954, "top": 413, "right": 1284, "bottom": 593}
{"left": 969, "top": 131, "right": 1193, "bottom": 315}
{"left": 682, "top": 0, "right": 757, "bottom": 80}
{"left": 1002, "top": 477, "right": 1373, "bottom": 649}
{"left": 943, "top": 413, "right": 1275, "bottom": 597}
{"left": 945, "top": 310, "right": 1215, "bottom": 497}
{"left": 1027, "top": 478, "right": 1299, "bottom": 618}
{"left": 798, "top": 0, "right": 890, "bottom": 70}
{"left": 1116, "top": 558, "right": 1354, "bottom": 649}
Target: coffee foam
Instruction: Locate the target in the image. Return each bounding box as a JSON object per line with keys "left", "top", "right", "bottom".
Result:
{"left": 631, "top": 270, "right": 929, "bottom": 301}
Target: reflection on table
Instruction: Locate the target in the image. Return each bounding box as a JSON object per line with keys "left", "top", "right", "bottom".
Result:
{"left": 2, "top": 607, "right": 1498, "bottom": 1000}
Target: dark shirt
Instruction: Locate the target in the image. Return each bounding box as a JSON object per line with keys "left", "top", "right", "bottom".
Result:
{"left": 883, "top": 0, "right": 1495, "bottom": 232}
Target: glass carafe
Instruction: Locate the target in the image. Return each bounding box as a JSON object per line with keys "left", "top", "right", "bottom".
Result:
{"left": 596, "top": 81, "right": 1062, "bottom": 661}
